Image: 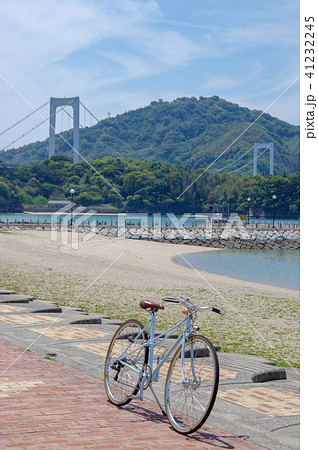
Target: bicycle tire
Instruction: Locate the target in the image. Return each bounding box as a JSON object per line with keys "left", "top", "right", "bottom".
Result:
{"left": 104, "top": 319, "right": 148, "bottom": 406}
{"left": 164, "top": 335, "right": 219, "bottom": 434}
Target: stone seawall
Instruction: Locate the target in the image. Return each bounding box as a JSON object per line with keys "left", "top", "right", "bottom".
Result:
{"left": 0, "top": 223, "right": 300, "bottom": 249}
{"left": 96, "top": 226, "right": 300, "bottom": 249}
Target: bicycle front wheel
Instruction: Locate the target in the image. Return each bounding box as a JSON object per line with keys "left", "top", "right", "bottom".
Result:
{"left": 164, "top": 335, "right": 219, "bottom": 434}
{"left": 104, "top": 319, "right": 147, "bottom": 406}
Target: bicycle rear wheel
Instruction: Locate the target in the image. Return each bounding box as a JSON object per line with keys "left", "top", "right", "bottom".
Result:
{"left": 164, "top": 335, "right": 219, "bottom": 434}
{"left": 104, "top": 319, "right": 147, "bottom": 406}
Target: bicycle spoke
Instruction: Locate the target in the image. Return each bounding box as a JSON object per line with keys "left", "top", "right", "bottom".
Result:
{"left": 165, "top": 336, "right": 219, "bottom": 434}
{"left": 105, "top": 296, "right": 223, "bottom": 435}
{"left": 104, "top": 319, "right": 147, "bottom": 406}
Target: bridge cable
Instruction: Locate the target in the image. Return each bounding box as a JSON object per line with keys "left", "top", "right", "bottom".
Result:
{"left": 210, "top": 145, "right": 254, "bottom": 174}
{"left": 57, "top": 105, "right": 99, "bottom": 144}
{"left": 0, "top": 101, "right": 50, "bottom": 137}
{"left": 61, "top": 102, "right": 137, "bottom": 157}
{"left": 228, "top": 146, "right": 270, "bottom": 174}
{"left": 0, "top": 107, "right": 63, "bottom": 152}
{"left": 80, "top": 101, "right": 99, "bottom": 123}
{"left": 0, "top": 73, "right": 123, "bottom": 198}
{"left": 274, "top": 148, "right": 290, "bottom": 174}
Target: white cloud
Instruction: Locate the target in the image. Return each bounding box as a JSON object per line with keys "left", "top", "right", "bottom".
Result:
{"left": 1, "top": 1, "right": 99, "bottom": 74}
{"left": 0, "top": 0, "right": 205, "bottom": 148}
{"left": 0, "top": 0, "right": 202, "bottom": 93}
{"left": 134, "top": 29, "right": 200, "bottom": 67}
{"left": 218, "top": 23, "right": 298, "bottom": 47}
{"left": 0, "top": 0, "right": 300, "bottom": 152}
{"left": 201, "top": 75, "right": 237, "bottom": 92}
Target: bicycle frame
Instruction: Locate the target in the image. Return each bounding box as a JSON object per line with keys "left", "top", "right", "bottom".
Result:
{"left": 114, "top": 311, "right": 194, "bottom": 395}
{"left": 106, "top": 296, "right": 224, "bottom": 431}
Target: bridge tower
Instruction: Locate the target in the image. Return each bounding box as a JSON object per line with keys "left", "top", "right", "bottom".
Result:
{"left": 253, "top": 143, "right": 274, "bottom": 176}
{"left": 49, "top": 97, "right": 80, "bottom": 163}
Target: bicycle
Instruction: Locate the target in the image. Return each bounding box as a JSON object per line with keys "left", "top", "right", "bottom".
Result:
{"left": 104, "top": 296, "right": 225, "bottom": 434}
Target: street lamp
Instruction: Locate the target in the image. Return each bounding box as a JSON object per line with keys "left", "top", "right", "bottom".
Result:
{"left": 247, "top": 198, "right": 251, "bottom": 225}
{"left": 70, "top": 189, "right": 75, "bottom": 227}
{"left": 272, "top": 195, "right": 277, "bottom": 228}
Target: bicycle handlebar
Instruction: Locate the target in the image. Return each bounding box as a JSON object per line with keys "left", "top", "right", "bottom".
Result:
{"left": 162, "top": 297, "right": 180, "bottom": 303}
{"left": 162, "top": 296, "right": 225, "bottom": 315}
{"left": 210, "top": 307, "right": 225, "bottom": 315}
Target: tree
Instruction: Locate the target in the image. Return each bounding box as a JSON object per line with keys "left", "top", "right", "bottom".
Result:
{"left": 0, "top": 178, "right": 23, "bottom": 212}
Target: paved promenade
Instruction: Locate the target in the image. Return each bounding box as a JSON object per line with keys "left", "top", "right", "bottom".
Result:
{"left": 1, "top": 339, "right": 264, "bottom": 449}
{"left": 0, "top": 291, "right": 300, "bottom": 449}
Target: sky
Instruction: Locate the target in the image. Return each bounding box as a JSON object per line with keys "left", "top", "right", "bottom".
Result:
{"left": 0, "top": 0, "right": 300, "bottom": 152}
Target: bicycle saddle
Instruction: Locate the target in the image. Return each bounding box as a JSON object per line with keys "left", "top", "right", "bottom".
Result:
{"left": 140, "top": 300, "right": 164, "bottom": 311}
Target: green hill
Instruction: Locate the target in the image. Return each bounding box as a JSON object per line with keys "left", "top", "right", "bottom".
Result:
{"left": 0, "top": 96, "right": 299, "bottom": 174}
{"left": 0, "top": 155, "right": 299, "bottom": 216}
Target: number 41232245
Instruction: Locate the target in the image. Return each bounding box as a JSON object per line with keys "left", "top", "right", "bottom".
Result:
{"left": 305, "top": 16, "right": 315, "bottom": 79}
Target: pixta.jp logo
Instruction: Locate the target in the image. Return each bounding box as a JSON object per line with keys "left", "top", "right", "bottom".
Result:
{"left": 51, "top": 202, "right": 98, "bottom": 249}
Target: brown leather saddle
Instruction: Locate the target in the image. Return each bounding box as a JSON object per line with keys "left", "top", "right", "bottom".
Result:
{"left": 139, "top": 300, "right": 164, "bottom": 311}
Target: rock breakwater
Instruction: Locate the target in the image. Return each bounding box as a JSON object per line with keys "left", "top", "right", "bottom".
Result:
{"left": 0, "top": 223, "right": 300, "bottom": 249}
{"left": 95, "top": 226, "right": 300, "bottom": 249}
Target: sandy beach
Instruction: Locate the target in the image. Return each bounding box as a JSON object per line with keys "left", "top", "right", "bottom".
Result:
{"left": 0, "top": 229, "right": 299, "bottom": 367}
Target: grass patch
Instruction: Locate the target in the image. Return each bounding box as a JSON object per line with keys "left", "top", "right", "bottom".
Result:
{"left": 0, "top": 263, "right": 299, "bottom": 369}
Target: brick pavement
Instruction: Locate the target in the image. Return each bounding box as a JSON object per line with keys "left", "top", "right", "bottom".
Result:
{"left": 0, "top": 306, "right": 24, "bottom": 313}
{"left": 0, "top": 340, "right": 264, "bottom": 449}
{"left": 28, "top": 326, "right": 108, "bottom": 340}
{"left": 217, "top": 387, "right": 299, "bottom": 417}
{"left": 0, "top": 314, "right": 63, "bottom": 325}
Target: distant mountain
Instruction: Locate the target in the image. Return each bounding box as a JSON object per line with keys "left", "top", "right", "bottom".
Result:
{"left": 0, "top": 96, "right": 299, "bottom": 174}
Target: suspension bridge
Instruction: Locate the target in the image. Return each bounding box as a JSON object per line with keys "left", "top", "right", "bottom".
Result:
{"left": 0, "top": 97, "right": 99, "bottom": 164}
{"left": 0, "top": 96, "right": 278, "bottom": 176}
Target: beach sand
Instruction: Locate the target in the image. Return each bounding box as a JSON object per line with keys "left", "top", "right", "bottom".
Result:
{"left": 0, "top": 229, "right": 299, "bottom": 366}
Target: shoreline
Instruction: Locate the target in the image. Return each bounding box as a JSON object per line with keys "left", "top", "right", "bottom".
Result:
{"left": 0, "top": 228, "right": 299, "bottom": 301}
{"left": 0, "top": 229, "right": 299, "bottom": 366}
{"left": 171, "top": 250, "right": 300, "bottom": 292}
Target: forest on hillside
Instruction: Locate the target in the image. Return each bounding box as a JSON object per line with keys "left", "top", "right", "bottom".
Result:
{"left": 0, "top": 155, "right": 299, "bottom": 218}
{"left": 0, "top": 96, "right": 300, "bottom": 175}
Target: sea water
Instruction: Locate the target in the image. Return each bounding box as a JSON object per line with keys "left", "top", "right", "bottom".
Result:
{"left": 173, "top": 249, "right": 300, "bottom": 290}
{"left": 0, "top": 212, "right": 299, "bottom": 227}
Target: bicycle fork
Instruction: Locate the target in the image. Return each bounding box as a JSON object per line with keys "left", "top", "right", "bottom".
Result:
{"left": 180, "top": 320, "right": 201, "bottom": 389}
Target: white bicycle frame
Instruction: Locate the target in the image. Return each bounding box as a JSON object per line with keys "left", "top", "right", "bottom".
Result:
{"left": 112, "top": 297, "right": 224, "bottom": 412}
{"left": 115, "top": 313, "right": 190, "bottom": 380}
